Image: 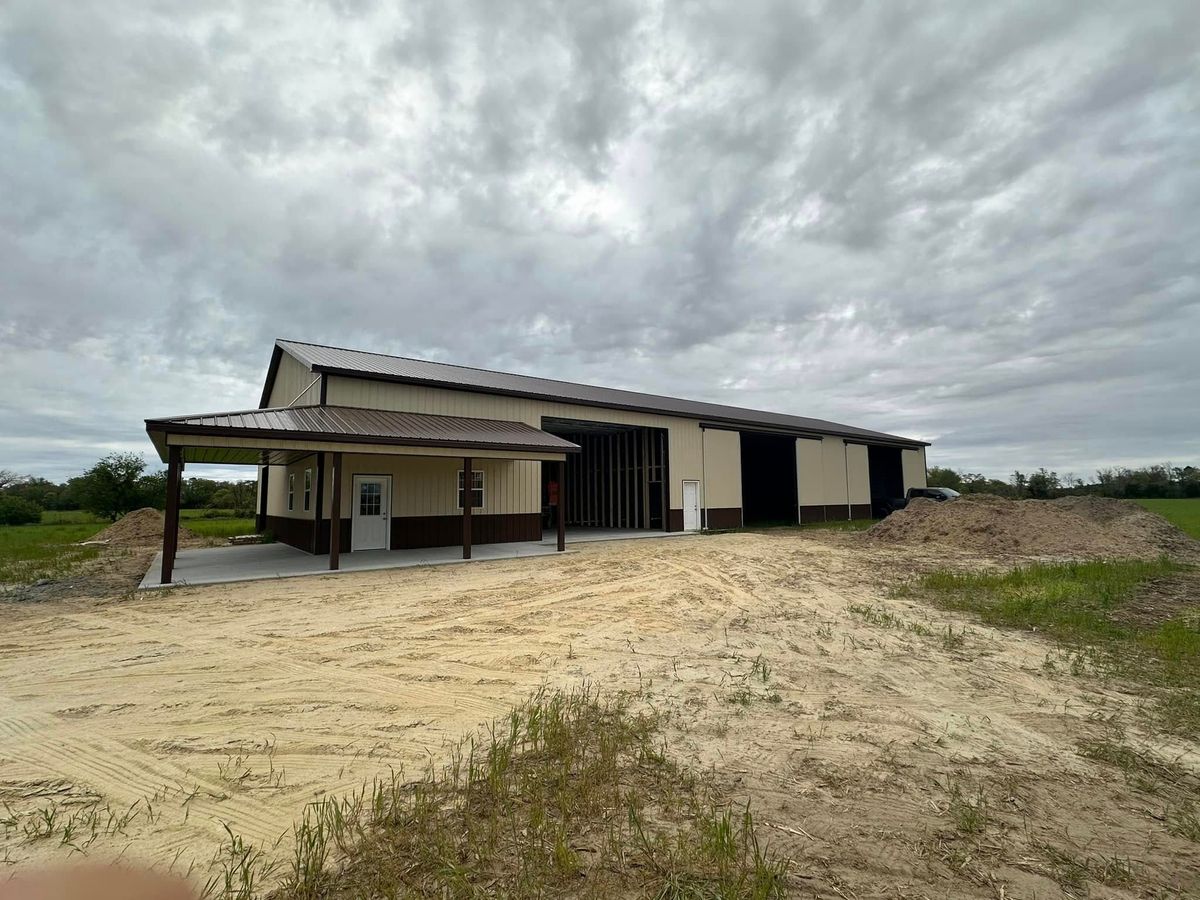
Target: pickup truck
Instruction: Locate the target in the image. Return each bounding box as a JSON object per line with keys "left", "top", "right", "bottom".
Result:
{"left": 876, "top": 486, "right": 960, "bottom": 516}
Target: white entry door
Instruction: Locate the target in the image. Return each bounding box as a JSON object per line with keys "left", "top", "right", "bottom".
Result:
{"left": 351, "top": 475, "right": 391, "bottom": 551}
{"left": 682, "top": 480, "right": 701, "bottom": 531}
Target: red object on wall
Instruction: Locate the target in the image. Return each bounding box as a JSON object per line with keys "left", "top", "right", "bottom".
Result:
{"left": 548, "top": 480, "right": 559, "bottom": 505}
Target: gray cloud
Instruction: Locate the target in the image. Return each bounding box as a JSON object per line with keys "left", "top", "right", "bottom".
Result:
{"left": 1, "top": 0, "right": 1197, "bottom": 481}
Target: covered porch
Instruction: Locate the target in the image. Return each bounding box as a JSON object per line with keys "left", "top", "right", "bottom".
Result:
{"left": 145, "top": 405, "right": 580, "bottom": 587}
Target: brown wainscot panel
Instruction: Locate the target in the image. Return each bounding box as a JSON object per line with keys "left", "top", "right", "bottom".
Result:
{"left": 314, "top": 519, "right": 352, "bottom": 555}
{"left": 799, "top": 505, "right": 826, "bottom": 524}
{"left": 823, "top": 505, "right": 851, "bottom": 522}
{"left": 266, "top": 516, "right": 314, "bottom": 553}
{"left": 389, "top": 513, "right": 542, "bottom": 550}
{"left": 850, "top": 504, "right": 873, "bottom": 520}
{"left": 704, "top": 507, "right": 742, "bottom": 530}
{"left": 667, "top": 509, "right": 684, "bottom": 532}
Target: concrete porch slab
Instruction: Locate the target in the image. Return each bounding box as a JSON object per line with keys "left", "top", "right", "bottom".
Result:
{"left": 140, "top": 540, "right": 564, "bottom": 590}
{"left": 140, "top": 528, "right": 692, "bottom": 590}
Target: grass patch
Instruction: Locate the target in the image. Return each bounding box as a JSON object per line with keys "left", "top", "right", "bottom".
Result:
{"left": 1076, "top": 737, "right": 1186, "bottom": 794}
{"left": 1136, "top": 498, "right": 1200, "bottom": 540}
{"left": 187, "top": 517, "right": 257, "bottom": 539}
{"left": 203, "top": 687, "right": 788, "bottom": 899}
{"left": 905, "top": 558, "right": 1200, "bottom": 736}
{"left": 39, "top": 509, "right": 107, "bottom": 525}
{"left": 0, "top": 522, "right": 105, "bottom": 587}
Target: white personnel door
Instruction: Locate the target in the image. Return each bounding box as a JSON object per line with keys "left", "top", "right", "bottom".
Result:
{"left": 351, "top": 475, "right": 391, "bottom": 551}
{"left": 682, "top": 480, "right": 701, "bottom": 531}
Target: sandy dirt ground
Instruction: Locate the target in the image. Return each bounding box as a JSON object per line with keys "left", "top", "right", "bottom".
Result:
{"left": 1, "top": 532, "right": 1197, "bottom": 897}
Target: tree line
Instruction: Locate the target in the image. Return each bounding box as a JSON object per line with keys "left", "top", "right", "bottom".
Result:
{"left": 927, "top": 463, "right": 1200, "bottom": 500}
{"left": 0, "top": 453, "right": 256, "bottom": 525}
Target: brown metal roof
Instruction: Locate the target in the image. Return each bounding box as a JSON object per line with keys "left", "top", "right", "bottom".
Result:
{"left": 274, "top": 339, "right": 928, "bottom": 448}
{"left": 146, "top": 405, "right": 581, "bottom": 457}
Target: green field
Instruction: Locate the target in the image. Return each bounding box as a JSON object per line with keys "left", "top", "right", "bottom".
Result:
{"left": 0, "top": 509, "right": 258, "bottom": 588}
{"left": 0, "top": 521, "right": 105, "bottom": 585}
{"left": 39, "top": 509, "right": 107, "bottom": 525}
{"left": 1136, "top": 498, "right": 1200, "bottom": 539}
{"left": 185, "top": 516, "right": 256, "bottom": 538}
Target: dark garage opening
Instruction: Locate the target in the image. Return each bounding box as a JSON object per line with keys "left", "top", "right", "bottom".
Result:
{"left": 868, "top": 445, "right": 904, "bottom": 518}
{"left": 541, "top": 418, "right": 668, "bottom": 530}
{"left": 739, "top": 432, "right": 798, "bottom": 526}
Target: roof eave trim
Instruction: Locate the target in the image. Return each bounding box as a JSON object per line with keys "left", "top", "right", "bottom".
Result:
{"left": 257, "top": 343, "right": 285, "bottom": 409}
{"left": 145, "top": 422, "right": 580, "bottom": 455}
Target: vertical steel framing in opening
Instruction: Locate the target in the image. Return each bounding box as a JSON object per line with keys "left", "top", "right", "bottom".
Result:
{"left": 161, "top": 446, "right": 182, "bottom": 585}
{"left": 660, "top": 429, "right": 669, "bottom": 530}
{"left": 462, "top": 456, "right": 472, "bottom": 560}
{"left": 552, "top": 424, "right": 669, "bottom": 530}
{"left": 641, "top": 429, "right": 651, "bottom": 528}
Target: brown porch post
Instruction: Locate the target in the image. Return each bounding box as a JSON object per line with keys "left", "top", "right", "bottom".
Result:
{"left": 256, "top": 454, "right": 270, "bottom": 532}
{"left": 462, "top": 456, "right": 472, "bottom": 560}
{"left": 311, "top": 452, "right": 326, "bottom": 555}
{"left": 161, "top": 445, "right": 182, "bottom": 585}
{"left": 329, "top": 452, "right": 342, "bottom": 570}
{"left": 556, "top": 460, "right": 566, "bottom": 551}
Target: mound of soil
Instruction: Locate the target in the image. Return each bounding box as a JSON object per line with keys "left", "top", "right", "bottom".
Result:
{"left": 88, "top": 508, "right": 202, "bottom": 547}
{"left": 866, "top": 494, "right": 1198, "bottom": 559}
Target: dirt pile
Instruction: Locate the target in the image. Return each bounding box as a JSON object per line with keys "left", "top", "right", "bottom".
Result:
{"left": 866, "top": 494, "right": 1198, "bottom": 559}
{"left": 88, "top": 507, "right": 202, "bottom": 547}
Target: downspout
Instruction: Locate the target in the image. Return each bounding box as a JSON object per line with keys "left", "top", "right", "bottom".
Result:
{"left": 843, "top": 441, "right": 851, "bottom": 520}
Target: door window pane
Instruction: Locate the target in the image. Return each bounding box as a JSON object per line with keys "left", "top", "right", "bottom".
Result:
{"left": 359, "top": 482, "right": 381, "bottom": 516}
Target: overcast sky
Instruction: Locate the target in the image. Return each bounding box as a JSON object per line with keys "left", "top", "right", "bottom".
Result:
{"left": 2, "top": 1, "right": 1197, "bottom": 483}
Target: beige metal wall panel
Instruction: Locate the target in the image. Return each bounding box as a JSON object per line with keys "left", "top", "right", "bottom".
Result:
{"left": 330, "top": 454, "right": 540, "bottom": 518}
{"left": 795, "top": 438, "right": 824, "bottom": 508}
{"left": 701, "top": 428, "right": 741, "bottom": 510}
{"left": 325, "top": 375, "right": 704, "bottom": 507}
{"left": 846, "top": 443, "right": 870, "bottom": 505}
{"left": 902, "top": 447, "right": 927, "bottom": 491}
{"left": 821, "top": 437, "right": 849, "bottom": 506}
{"left": 268, "top": 352, "right": 319, "bottom": 408}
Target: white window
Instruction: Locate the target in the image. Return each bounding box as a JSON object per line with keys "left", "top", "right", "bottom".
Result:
{"left": 303, "top": 468, "right": 313, "bottom": 511}
{"left": 287, "top": 473, "right": 295, "bottom": 511}
{"left": 457, "top": 470, "right": 484, "bottom": 509}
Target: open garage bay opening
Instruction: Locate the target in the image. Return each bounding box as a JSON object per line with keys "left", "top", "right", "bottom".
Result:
{"left": 868, "top": 445, "right": 904, "bottom": 518}
{"left": 541, "top": 418, "right": 668, "bottom": 531}
{"left": 739, "top": 432, "right": 799, "bottom": 526}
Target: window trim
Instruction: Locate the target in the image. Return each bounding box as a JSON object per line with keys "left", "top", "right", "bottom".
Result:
{"left": 456, "top": 469, "right": 485, "bottom": 510}
{"left": 303, "top": 467, "right": 313, "bottom": 512}
{"left": 287, "top": 473, "right": 295, "bottom": 511}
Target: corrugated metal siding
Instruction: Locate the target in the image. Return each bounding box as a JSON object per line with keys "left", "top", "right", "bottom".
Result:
{"left": 327, "top": 376, "right": 703, "bottom": 507}
{"left": 902, "top": 448, "right": 928, "bottom": 492}
{"left": 285, "top": 340, "right": 925, "bottom": 447}
{"left": 269, "top": 352, "right": 319, "bottom": 408}
{"left": 821, "top": 437, "right": 849, "bottom": 506}
{"left": 795, "top": 439, "right": 824, "bottom": 509}
{"left": 846, "top": 443, "right": 871, "bottom": 506}
{"left": 702, "top": 429, "right": 742, "bottom": 510}
{"left": 332, "top": 454, "right": 539, "bottom": 517}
